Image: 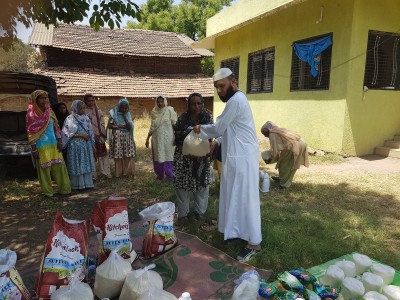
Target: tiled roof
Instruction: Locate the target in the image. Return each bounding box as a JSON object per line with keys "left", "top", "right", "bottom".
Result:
{"left": 35, "top": 68, "right": 214, "bottom": 98}
{"left": 29, "top": 23, "right": 214, "bottom": 58}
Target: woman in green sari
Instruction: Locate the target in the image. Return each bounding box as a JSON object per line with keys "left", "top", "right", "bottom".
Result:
{"left": 26, "top": 90, "right": 71, "bottom": 196}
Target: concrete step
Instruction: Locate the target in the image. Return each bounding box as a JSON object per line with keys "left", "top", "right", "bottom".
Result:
{"left": 394, "top": 134, "right": 400, "bottom": 141}
{"left": 384, "top": 140, "right": 400, "bottom": 149}
{"left": 375, "top": 146, "right": 400, "bottom": 158}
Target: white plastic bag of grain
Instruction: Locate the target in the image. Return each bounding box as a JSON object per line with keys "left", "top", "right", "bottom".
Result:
{"left": 382, "top": 285, "right": 400, "bottom": 300}
{"left": 371, "top": 263, "right": 395, "bottom": 285}
{"left": 353, "top": 253, "right": 372, "bottom": 275}
{"left": 321, "top": 265, "right": 345, "bottom": 287}
{"left": 231, "top": 270, "right": 260, "bottom": 300}
{"left": 137, "top": 287, "right": 177, "bottom": 300}
{"left": 261, "top": 150, "right": 272, "bottom": 162}
{"left": 362, "top": 272, "right": 383, "bottom": 293}
{"left": 119, "top": 264, "right": 163, "bottom": 300}
{"left": 182, "top": 131, "right": 210, "bottom": 157}
{"left": 335, "top": 260, "right": 356, "bottom": 278}
{"left": 0, "top": 249, "right": 30, "bottom": 300}
{"left": 93, "top": 248, "right": 132, "bottom": 299}
{"left": 51, "top": 268, "right": 93, "bottom": 300}
{"left": 364, "top": 291, "right": 388, "bottom": 300}
{"left": 341, "top": 277, "right": 365, "bottom": 300}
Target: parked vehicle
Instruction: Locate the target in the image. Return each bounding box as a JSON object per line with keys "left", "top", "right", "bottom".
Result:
{"left": 0, "top": 71, "right": 58, "bottom": 176}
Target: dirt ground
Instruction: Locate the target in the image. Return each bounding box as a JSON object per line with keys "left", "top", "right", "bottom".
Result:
{"left": 299, "top": 154, "right": 400, "bottom": 173}
{"left": 1, "top": 154, "right": 399, "bottom": 274}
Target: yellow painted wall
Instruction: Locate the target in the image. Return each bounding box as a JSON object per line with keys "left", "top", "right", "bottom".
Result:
{"left": 211, "top": 0, "right": 400, "bottom": 155}
{"left": 213, "top": 0, "right": 355, "bottom": 153}
{"left": 343, "top": 0, "right": 400, "bottom": 155}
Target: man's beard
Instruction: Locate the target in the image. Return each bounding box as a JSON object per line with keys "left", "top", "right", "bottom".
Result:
{"left": 219, "top": 85, "right": 236, "bottom": 102}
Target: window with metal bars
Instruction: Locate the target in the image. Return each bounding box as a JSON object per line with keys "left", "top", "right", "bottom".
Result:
{"left": 247, "top": 47, "right": 275, "bottom": 93}
{"left": 221, "top": 57, "right": 240, "bottom": 84}
{"left": 290, "top": 33, "right": 333, "bottom": 91}
{"left": 364, "top": 30, "right": 400, "bottom": 90}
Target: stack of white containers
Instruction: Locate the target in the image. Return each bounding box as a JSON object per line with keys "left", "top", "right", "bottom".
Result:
{"left": 321, "top": 253, "right": 399, "bottom": 300}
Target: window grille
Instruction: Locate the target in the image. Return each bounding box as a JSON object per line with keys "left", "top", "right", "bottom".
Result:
{"left": 221, "top": 57, "right": 240, "bottom": 84}
{"left": 364, "top": 30, "right": 400, "bottom": 90}
{"left": 247, "top": 47, "right": 275, "bottom": 93}
{"left": 290, "top": 33, "right": 333, "bottom": 91}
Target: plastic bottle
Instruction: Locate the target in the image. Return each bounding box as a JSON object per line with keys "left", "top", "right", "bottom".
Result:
{"left": 178, "top": 292, "right": 192, "bottom": 300}
{"left": 209, "top": 166, "right": 216, "bottom": 184}
{"left": 259, "top": 171, "right": 270, "bottom": 193}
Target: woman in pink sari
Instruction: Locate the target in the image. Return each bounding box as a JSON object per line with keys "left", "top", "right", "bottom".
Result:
{"left": 26, "top": 90, "right": 71, "bottom": 197}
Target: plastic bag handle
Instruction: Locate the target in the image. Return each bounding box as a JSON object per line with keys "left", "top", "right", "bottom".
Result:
{"left": 133, "top": 263, "right": 156, "bottom": 278}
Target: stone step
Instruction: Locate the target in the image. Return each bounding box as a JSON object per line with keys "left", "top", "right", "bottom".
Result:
{"left": 394, "top": 134, "right": 400, "bottom": 141}
{"left": 375, "top": 146, "right": 400, "bottom": 158}
{"left": 384, "top": 140, "right": 400, "bottom": 149}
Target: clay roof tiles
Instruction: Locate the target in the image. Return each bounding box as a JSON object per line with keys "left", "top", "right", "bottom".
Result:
{"left": 36, "top": 67, "right": 214, "bottom": 98}
{"left": 29, "top": 23, "right": 214, "bottom": 58}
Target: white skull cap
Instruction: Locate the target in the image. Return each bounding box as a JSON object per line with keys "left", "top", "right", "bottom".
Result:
{"left": 213, "top": 68, "right": 233, "bottom": 81}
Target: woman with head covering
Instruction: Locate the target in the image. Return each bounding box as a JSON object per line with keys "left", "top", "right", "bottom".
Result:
{"left": 84, "top": 93, "right": 112, "bottom": 179}
{"left": 261, "top": 121, "right": 309, "bottom": 189}
{"left": 62, "top": 100, "right": 96, "bottom": 190}
{"left": 107, "top": 98, "right": 136, "bottom": 178}
{"left": 173, "top": 92, "right": 213, "bottom": 225}
{"left": 53, "top": 102, "right": 69, "bottom": 128}
{"left": 53, "top": 102, "right": 69, "bottom": 162}
{"left": 145, "top": 95, "right": 177, "bottom": 180}
{"left": 26, "top": 90, "right": 71, "bottom": 197}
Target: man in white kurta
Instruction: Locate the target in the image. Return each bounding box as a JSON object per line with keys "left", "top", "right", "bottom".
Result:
{"left": 193, "top": 68, "right": 262, "bottom": 262}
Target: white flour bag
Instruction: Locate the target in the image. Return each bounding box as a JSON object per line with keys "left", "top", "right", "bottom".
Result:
{"left": 137, "top": 287, "right": 177, "bottom": 300}
{"left": 139, "top": 202, "right": 177, "bottom": 259}
{"left": 51, "top": 268, "right": 93, "bottom": 300}
{"left": 35, "top": 212, "right": 90, "bottom": 300}
{"left": 182, "top": 131, "right": 210, "bottom": 157}
{"left": 93, "top": 248, "right": 132, "bottom": 299}
{"left": 91, "top": 197, "right": 135, "bottom": 265}
{"left": 0, "top": 249, "right": 30, "bottom": 300}
{"left": 119, "top": 264, "right": 163, "bottom": 300}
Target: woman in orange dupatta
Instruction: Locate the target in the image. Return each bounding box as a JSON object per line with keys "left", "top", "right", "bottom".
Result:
{"left": 261, "top": 121, "right": 309, "bottom": 189}
{"left": 26, "top": 90, "right": 71, "bottom": 196}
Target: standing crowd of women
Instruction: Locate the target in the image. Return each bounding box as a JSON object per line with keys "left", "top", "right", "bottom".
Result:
{"left": 27, "top": 90, "right": 136, "bottom": 196}
{"left": 27, "top": 89, "right": 308, "bottom": 237}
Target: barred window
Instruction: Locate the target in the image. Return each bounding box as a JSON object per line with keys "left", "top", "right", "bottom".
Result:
{"left": 364, "top": 30, "right": 400, "bottom": 90}
{"left": 290, "top": 33, "right": 333, "bottom": 91}
{"left": 247, "top": 47, "right": 275, "bottom": 93}
{"left": 221, "top": 57, "right": 240, "bottom": 84}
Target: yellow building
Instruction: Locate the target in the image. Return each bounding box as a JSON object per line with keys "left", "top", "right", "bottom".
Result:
{"left": 193, "top": 0, "right": 400, "bottom": 156}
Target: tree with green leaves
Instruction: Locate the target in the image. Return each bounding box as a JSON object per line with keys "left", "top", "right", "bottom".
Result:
{"left": 0, "top": 0, "right": 142, "bottom": 51}
{"left": 127, "top": 0, "right": 231, "bottom": 40}
{"left": 126, "top": 0, "right": 232, "bottom": 76}
{"left": 0, "top": 39, "right": 43, "bottom": 72}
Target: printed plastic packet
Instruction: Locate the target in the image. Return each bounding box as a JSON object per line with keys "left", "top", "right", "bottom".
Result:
{"left": 289, "top": 269, "right": 318, "bottom": 290}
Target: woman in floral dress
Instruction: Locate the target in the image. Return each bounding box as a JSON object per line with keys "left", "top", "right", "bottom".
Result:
{"left": 107, "top": 98, "right": 136, "bottom": 178}
{"left": 173, "top": 93, "right": 213, "bottom": 224}
{"left": 62, "top": 100, "right": 96, "bottom": 190}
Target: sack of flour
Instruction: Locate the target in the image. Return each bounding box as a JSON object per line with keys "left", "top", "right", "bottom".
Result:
{"left": 93, "top": 248, "right": 132, "bottom": 299}
{"left": 0, "top": 249, "right": 30, "bottom": 300}
{"left": 119, "top": 264, "right": 163, "bottom": 300}
{"left": 91, "top": 197, "right": 135, "bottom": 265}
{"left": 182, "top": 131, "right": 210, "bottom": 157}
{"left": 137, "top": 287, "right": 177, "bottom": 300}
{"left": 35, "top": 212, "right": 90, "bottom": 300}
{"left": 139, "top": 202, "right": 177, "bottom": 259}
{"left": 50, "top": 267, "right": 93, "bottom": 300}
